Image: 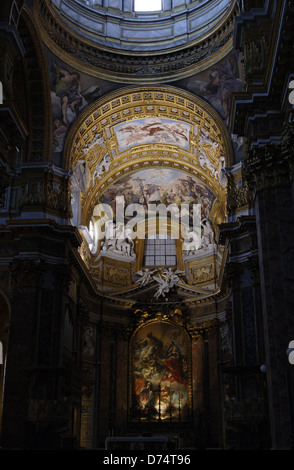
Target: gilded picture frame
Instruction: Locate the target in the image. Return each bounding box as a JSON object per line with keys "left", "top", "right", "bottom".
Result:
{"left": 129, "top": 318, "right": 192, "bottom": 423}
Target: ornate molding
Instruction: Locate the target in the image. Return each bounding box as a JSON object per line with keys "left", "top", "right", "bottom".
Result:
{"left": 18, "top": 167, "right": 73, "bottom": 218}
{"left": 35, "top": 0, "right": 237, "bottom": 83}
{"left": 187, "top": 318, "right": 219, "bottom": 340}
{"left": 226, "top": 172, "right": 253, "bottom": 214}
{"left": 132, "top": 306, "right": 188, "bottom": 329}
{"left": 243, "top": 120, "right": 294, "bottom": 197}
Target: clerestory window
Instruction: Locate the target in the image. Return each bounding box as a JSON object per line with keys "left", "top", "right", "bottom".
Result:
{"left": 144, "top": 234, "right": 177, "bottom": 267}
{"left": 134, "top": 0, "right": 162, "bottom": 12}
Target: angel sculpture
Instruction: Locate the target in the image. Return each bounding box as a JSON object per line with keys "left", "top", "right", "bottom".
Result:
{"left": 153, "top": 274, "right": 171, "bottom": 299}
{"left": 153, "top": 268, "right": 184, "bottom": 299}
{"left": 135, "top": 268, "right": 156, "bottom": 287}
{"left": 162, "top": 268, "right": 185, "bottom": 287}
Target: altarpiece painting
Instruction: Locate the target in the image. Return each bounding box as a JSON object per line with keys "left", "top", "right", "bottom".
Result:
{"left": 129, "top": 320, "right": 191, "bottom": 423}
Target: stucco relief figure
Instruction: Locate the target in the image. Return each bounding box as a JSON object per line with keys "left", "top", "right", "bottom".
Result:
{"left": 92, "top": 153, "right": 111, "bottom": 186}
{"left": 153, "top": 274, "right": 171, "bottom": 299}
{"left": 201, "top": 218, "right": 215, "bottom": 248}
{"left": 70, "top": 159, "right": 89, "bottom": 192}
{"left": 182, "top": 228, "right": 201, "bottom": 255}
{"left": 219, "top": 156, "right": 227, "bottom": 186}
{"left": 100, "top": 220, "right": 135, "bottom": 258}
{"left": 153, "top": 268, "right": 183, "bottom": 299}
{"left": 101, "top": 220, "right": 116, "bottom": 252}
{"left": 182, "top": 218, "right": 215, "bottom": 254}
{"left": 198, "top": 148, "right": 218, "bottom": 179}
{"left": 198, "top": 127, "right": 219, "bottom": 149}
{"left": 83, "top": 132, "right": 106, "bottom": 154}
{"left": 116, "top": 224, "right": 135, "bottom": 257}
{"left": 162, "top": 268, "right": 184, "bottom": 286}
{"left": 136, "top": 268, "right": 156, "bottom": 287}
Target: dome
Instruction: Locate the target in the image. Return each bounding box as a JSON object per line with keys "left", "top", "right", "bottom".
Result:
{"left": 49, "top": 0, "right": 235, "bottom": 52}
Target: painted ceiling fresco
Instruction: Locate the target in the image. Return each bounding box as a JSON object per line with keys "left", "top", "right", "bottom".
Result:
{"left": 114, "top": 118, "right": 191, "bottom": 151}
{"left": 99, "top": 168, "right": 216, "bottom": 220}
{"left": 45, "top": 46, "right": 243, "bottom": 162}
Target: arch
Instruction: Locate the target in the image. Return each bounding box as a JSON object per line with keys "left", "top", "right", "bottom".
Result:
{"left": 64, "top": 85, "right": 232, "bottom": 232}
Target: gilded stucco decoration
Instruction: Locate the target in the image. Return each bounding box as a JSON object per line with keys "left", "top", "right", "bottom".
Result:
{"left": 35, "top": 0, "right": 238, "bottom": 82}
{"left": 64, "top": 86, "right": 233, "bottom": 301}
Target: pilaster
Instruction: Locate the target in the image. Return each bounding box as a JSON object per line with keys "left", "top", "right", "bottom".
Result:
{"left": 243, "top": 120, "right": 294, "bottom": 448}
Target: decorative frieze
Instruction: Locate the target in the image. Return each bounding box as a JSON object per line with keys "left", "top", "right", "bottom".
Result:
{"left": 226, "top": 172, "right": 252, "bottom": 214}
{"left": 187, "top": 318, "right": 219, "bottom": 340}
{"left": 17, "top": 168, "right": 73, "bottom": 218}
{"left": 243, "top": 35, "right": 270, "bottom": 84}
{"left": 243, "top": 119, "right": 294, "bottom": 198}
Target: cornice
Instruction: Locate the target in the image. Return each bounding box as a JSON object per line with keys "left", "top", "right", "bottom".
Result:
{"left": 34, "top": 0, "right": 238, "bottom": 83}
{"left": 243, "top": 121, "right": 294, "bottom": 197}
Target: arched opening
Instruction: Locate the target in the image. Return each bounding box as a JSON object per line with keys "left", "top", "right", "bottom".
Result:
{"left": 63, "top": 85, "right": 232, "bottom": 299}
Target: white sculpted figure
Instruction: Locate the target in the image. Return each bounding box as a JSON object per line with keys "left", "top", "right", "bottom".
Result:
{"left": 182, "top": 227, "right": 201, "bottom": 254}
{"left": 116, "top": 224, "right": 135, "bottom": 257}
{"left": 92, "top": 153, "right": 111, "bottom": 186}
{"left": 153, "top": 274, "right": 171, "bottom": 299}
{"left": 201, "top": 218, "right": 215, "bottom": 247}
{"left": 83, "top": 133, "right": 105, "bottom": 154}
{"left": 153, "top": 268, "right": 183, "bottom": 299}
{"left": 162, "top": 268, "right": 184, "bottom": 289}
{"left": 70, "top": 159, "right": 88, "bottom": 192}
{"left": 100, "top": 221, "right": 135, "bottom": 258}
{"left": 199, "top": 127, "right": 219, "bottom": 149}
{"left": 199, "top": 148, "right": 218, "bottom": 179}
{"left": 136, "top": 268, "right": 156, "bottom": 287}
{"left": 101, "top": 219, "right": 116, "bottom": 252}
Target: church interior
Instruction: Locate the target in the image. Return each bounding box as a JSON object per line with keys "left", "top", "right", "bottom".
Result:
{"left": 0, "top": 0, "right": 294, "bottom": 450}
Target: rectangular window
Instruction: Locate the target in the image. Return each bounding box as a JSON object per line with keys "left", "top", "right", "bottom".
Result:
{"left": 134, "top": 0, "right": 162, "bottom": 12}
{"left": 144, "top": 234, "right": 177, "bottom": 267}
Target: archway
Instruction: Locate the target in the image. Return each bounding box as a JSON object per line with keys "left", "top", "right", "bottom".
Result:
{"left": 64, "top": 85, "right": 232, "bottom": 301}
